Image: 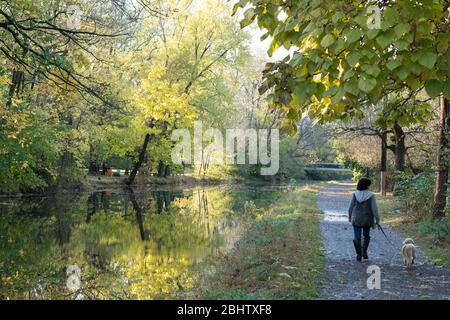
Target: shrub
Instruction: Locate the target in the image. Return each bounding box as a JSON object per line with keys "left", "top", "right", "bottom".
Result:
{"left": 418, "top": 218, "right": 450, "bottom": 245}
{"left": 396, "top": 172, "right": 435, "bottom": 220}
{"left": 244, "top": 200, "right": 260, "bottom": 219}
{"left": 342, "top": 160, "right": 382, "bottom": 191}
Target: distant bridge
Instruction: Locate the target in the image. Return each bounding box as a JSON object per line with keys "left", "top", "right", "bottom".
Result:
{"left": 304, "top": 163, "right": 353, "bottom": 180}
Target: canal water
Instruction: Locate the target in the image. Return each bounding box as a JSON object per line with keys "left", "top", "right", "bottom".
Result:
{"left": 0, "top": 184, "right": 286, "bottom": 299}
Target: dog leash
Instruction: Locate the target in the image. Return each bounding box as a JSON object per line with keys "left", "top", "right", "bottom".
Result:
{"left": 377, "top": 224, "right": 396, "bottom": 247}
{"left": 377, "top": 224, "right": 401, "bottom": 265}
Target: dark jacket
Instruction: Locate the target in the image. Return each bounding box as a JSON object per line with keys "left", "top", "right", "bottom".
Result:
{"left": 348, "top": 190, "right": 380, "bottom": 228}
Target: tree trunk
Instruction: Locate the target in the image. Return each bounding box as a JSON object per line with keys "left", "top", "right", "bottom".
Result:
{"left": 86, "top": 193, "right": 98, "bottom": 223}
{"left": 128, "top": 187, "right": 146, "bottom": 240}
{"left": 157, "top": 160, "right": 165, "bottom": 177}
{"left": 88, "top": 162, "right": 98, "bottom": 175}
{"left": 54, "top": 150, "right": 76, "bottom": 190}
{"left": 434, "top": 96, "right": 449, "bottom": 218}
{"left": 380, "top": 128, "right": 387, "bottom": 196}
{"left": 88, "top": 144, "right": 98, "bottom": 174}
{"left": 164, "top": 165, "right": 171, "bottom": 177}
{"left": 6, "top": 70, "right": 24, "bottom": 107}
{"left": 393, "top": 122, "right": 406, "bottom": 172}
{"left": 127, "top": 133, "right": 151, "bottom": 186}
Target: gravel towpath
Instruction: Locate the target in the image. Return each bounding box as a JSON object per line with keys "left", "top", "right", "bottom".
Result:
{"left": 317, "top": 183, "right": 450, "bottom": 300}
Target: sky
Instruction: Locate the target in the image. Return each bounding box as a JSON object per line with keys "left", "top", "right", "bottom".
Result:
{"left": 227, "top": 0, "right": 291, "bottom": 62}
{"left": 247, "top": 23, "right": 292, "bottom": 62}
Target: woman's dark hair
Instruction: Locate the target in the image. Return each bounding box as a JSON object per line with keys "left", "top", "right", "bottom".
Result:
{"left": 357, "top": 177, "right": 372, "bottom": 191}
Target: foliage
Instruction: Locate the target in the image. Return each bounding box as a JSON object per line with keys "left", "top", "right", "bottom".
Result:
{"left": 277, "top": 137, "right": 307, "bottom": 180}
{"left": 396, "top": 172, "right": 436, "bottom": 220}
{"left": 233, "top": 0, "right": 449, "bottom": 131}
{"left": 418, "top": 218, "right": 450, "bottom": 245}
{"left": 0, "top": 0, "right": 256, "bottom": 192}
{"left": 0, "top": 99, "right": 60, "bottom": 193}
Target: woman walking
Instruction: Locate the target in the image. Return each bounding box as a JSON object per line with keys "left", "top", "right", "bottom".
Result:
{"left": 348, "top": 177, "right": 380, "bottom": 261}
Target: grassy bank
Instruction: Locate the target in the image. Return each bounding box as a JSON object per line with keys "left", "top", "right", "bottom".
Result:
{"left": 198, "top": 184, "right": 324, "bottom": 299}
{"left": 378, "top": 195, "right": 450, "bottom": 268}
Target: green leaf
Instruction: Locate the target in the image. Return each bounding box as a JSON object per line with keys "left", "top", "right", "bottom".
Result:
{"left": 367, "top": 29, "right": 379, "bottom": 40}
{"left": 353, "top": 14, "right": 367, "bottom": 27}
{"left": 324, "top": 86, "right": 338, "bottom": 97}
{"left": 303, "top": 21, "right": 315, "bottom": 34}
{"left": 240, "top": 8, "right": 256, "bottom": 28}
{"left": 258, "top": 13, "right": 277, "bottom": 31}
{"left": 344, "top": 80, "right": 359, "bottom": 96}
{"left": 260, "top": 32, "right": 270, "bottom": 41}
{"left": 365, "top": 65, "right": 381, "bottom": 77}
{"left": 294, "top": 87, "right": 308, "bottom": 104}
{"left": 346, "top": 52, "right": 360, "bottom": 67}
{"left": 417, "top": 21, "right": 432, "bottom": 34}
{"left": 394, "top": 39, "right": 410, "bottom": 51}
{"left": 331, "top": 88, "right": 345, "bottom": 104}
{"left": 322, "top": 60, "right": 334, "bottom": 71}
{"left": 289, "top": 52, "right": 303, "bottom": 66}
{"left": 383, "top": 7, "right": 398, "bottom": 24}
{"left": 287, "top": 108, "right": 300, "bottom": 120}
{"left": 358, "top": 76, "right": 377, "bottom": 93}
{"left": 424, "top": 79, "right": 443, "bottom": 98}
{"left": 444, "top": 82, "right": 450, "bottom": 100}
{"left": 394, "top": 23, "right": 410, "bottom": 38}
{"left": 386, "top": 59, "right": 402, "bottom": 71}
{"left": 343, "top": 69, "right": 355, "bottom": 81}
{"left": 418, "top": 52, "right": 438, "bottom": 70}
{"left": 320, "top": 34, "right": 335, "bottom": 48}
{"left": 411, "top": 51, "right": 422, "bottom": 62}
{"left": 259, "top": 80, "right": 271, "bottom": 95}
{"left": 405, "top": 76, "right": 421, "bottom": 90}
{"left": 285, "top": 17, "right": 298, "bottom": 31}
{"left": 376, "top": 30, "right": 395, "bottom": 49}
{"left": 395, "top": 66, "right": 410, "bottom": 80}
{"left": 368, "top": 84, "right": 382, "bottom": 103}
{"left": 312, "top": 27, "right": 324, "bottom": 38}
{"left": 287, "top": 31, "right": 301, "bottom": 43}
{"left": 268, "top": 39, "right": 281, "bottom": 56}
{"left": 410, "top": 63, "right": 424, "bottom": 75}
{"left": 310, "top": 7, "right": 322, "bottom": 18}
{"left": 342, "top": 69, "right": 355, "bottom": 81}
{"left": 345, "top": 29, "right": 362, "bottom": 43}
{"left": 232, "top": 3, "right": 240, "bottom": 16}
{"left": 436, "top": 34, "right": 450, "bottom": 53}
{"left": 330, "top": 38, "right": 345, "bottom": 54}
{"left": 332, "top": 12, "right": 344, "bottom": 24}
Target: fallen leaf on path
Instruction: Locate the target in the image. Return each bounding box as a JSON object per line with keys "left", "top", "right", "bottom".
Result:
{"left": 277, "top": 273, "right": 292, "bottom": 278}
{"left": 281, "top": 265, "right": 298, "bottom": 270}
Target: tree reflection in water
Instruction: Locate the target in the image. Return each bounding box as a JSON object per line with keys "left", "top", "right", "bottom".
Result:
{"left": 0, "top": 186, "right": 279, "bottom": 299}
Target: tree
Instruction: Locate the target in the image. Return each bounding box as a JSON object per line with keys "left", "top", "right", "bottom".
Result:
{"left": 234, "top": 0, "right": 450, "bottom": 216}
{"left": 0, "top": 0, "right": 134, "bottom": 106}
{"left": 434, "top": 95, "right": 449, "bottom": 217}
{"left": 0, "top": 0, "right": 146, "bottom": 191}
{"left": 126, "top": 67, "right": 196, "bottom": 185}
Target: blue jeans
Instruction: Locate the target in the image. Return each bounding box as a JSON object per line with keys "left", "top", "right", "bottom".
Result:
{"left": 353, "top": 226, "right": 371, "bottom": 240}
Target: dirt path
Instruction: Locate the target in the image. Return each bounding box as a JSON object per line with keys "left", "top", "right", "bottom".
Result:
{"left": 317, "top": 183, "right": 450, "bottom": 300}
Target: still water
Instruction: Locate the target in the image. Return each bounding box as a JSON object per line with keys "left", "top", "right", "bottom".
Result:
{"left": 0, "top": 184, "right": 284, "bottom": 299}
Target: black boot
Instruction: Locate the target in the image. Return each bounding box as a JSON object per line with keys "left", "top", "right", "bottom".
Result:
{"left": 353, "top": 240, "right": 362, "bottom": 262}
{"left": 363, "top": 237, "right": 370, "bottom": 259}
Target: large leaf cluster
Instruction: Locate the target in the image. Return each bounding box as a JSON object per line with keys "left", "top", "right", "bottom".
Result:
{"left": 234, "top": 0, "right": 449, "bottom": 129}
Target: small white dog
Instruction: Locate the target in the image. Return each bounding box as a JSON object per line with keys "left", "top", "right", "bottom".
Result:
{"left": 402, "top": 238, "right": 416, "bottom": 268}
